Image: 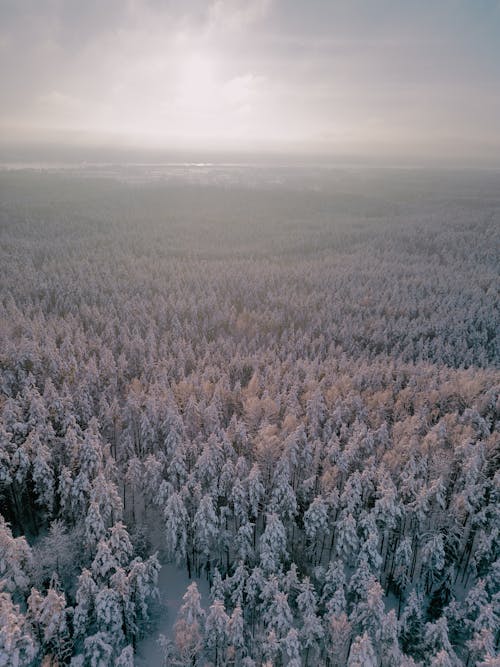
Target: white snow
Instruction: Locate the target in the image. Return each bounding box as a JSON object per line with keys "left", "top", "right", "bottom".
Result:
{"left": 135, "top": 562, "right": 210, "bottom": 666}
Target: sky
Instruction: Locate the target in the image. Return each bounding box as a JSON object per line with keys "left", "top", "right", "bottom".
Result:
{"left": 1, "top": 0, "right": 500, "bottom": 164}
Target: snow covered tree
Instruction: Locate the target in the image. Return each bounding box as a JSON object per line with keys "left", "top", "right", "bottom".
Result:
{"left": 351, "top": 577, "right": 385, "bottom": 643}
{"left": 127, "top": 554, "right": 160, "bottom": 638}
{"left": 260, "top": 513, "right": 288, "bottom": 574}
{"left": 0, "top": 516, "right": 32, "bottom": 596}
{"left": 174, "top": 582, "right": 205, "bottom": 665}
{"left": 264, "top": 590, "right": 294, "bottom": 640}
{"left": 400, "top": 589, "right": 425, "bottom": 660}
{"left": 205, "top": 598, "right": 229, "bottom": 666}
{"left": 422, "top": 617, "right": 457, "bottom": 665}
{"left": 73, "top": 569, "right": 99, "bottom": 639}
{"left": 31, "top": 440, "right": 55, "bottom": 514}
{"left": 28, "top": 585, "right": 69, "bottom": 663}
{"left": 269, "top": 458, "right": 297, "bottom": 522}
{"left": 0, "top": 590, "right": 37, "bottom": 666}
{"left": 95, "top": 587, "right": 124, "bottom": 639}
{"left": 379, "top": 610, "right": 403, "bottom": 667}
{"left": 421, "top": 533, "right": 446, "bottom": 593}
{"left": 303, "top": 496, "right": 329, "bottom": 564}
{"left": 228, "top": 605, "right": 245, "bottom": 663}
{"left": 347, "top": 632, "right": 377, "bottom": 667}
{"left": 92, "top": 539, "right": 118, "bottom": 582}
{"left": 85, "top": 501, "right": 106, "bottom": 551}
{"left": 114, "top": 645, "right": 134, "bottom": 667}
{"left": 164, "top": 492, "right": 188, "bottom": 567}
{"left": 109, "top": 522, "right": 134, "bottom": 567}
{"left": 247, "top": 464, "right": 264, "bottom": 520}
{"left": 297, "top": 577, "right": 323, "bottom": 662}
{"left": 325, "top": 612, "right": 352, "bottom": 667}
{"left": 83, "top": 631, "right": 114, "bottom": 667}
{"left": 321, "top": 559, "right": 346, "bottom": 616}
{"left": 193, "top": 493, "right": 219, "bottom": 566}
{"left": 235, "top": 521, "right": 255, "bottom": 563}
{"left": 335, "top": 512, "right": 359, "bottom": 563}
{"left": 262, "top": 628, "right": 280, "bottom": 664}
{"left": 281, "top": 627, "right": 301, "bottom": 667}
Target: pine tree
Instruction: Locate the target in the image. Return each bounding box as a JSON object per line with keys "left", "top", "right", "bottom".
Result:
{"left": 31, "top": 439, "right": 55, "bottom": 514}
{"left": 193, "top": 493, "right": 219, "bottom": 566}
{"left": 114, "top": 645, "right": 134, "bottom": 667}
{"left": 0, "top": 590, "right": 37, "bottom": 666}
{"left": 347, "top": 632, "right": 377, "bottom": 667}
{"left": 33, "top": 519, "right": 77, "bottom": 592}
{"left": 422, "top": 617, "right": 457, "bottom": 665}
{"left": 297, "top": 576, "right": 323, "bottom": 658}
{"left": 351, "top": 577, "right": 384, "bottom": 643}
{"left": 304, "top": 496, "right": 329, "bottom": 564}
{"left": 83, "top": 631, "right": 114, "bottom": 667}
{"left": 0, "top": 516, "right": 32, "bottom": 596}
{"left": 467, "top": 628, "right": 495, "bottom": 667}
{"left": 142, "top": 454, "right": 163, "bottom": 506}
{"left": 260, "top": 513, "right": 288, "bottom": 574}
{"left": 95, "top": 587, "right": 124, "bottom": 638}
{"left": 269, "top": 458, "right": 297, "bottom": 522}
{"left": 91, "top": 475, "right": 123, "bottom": 526}
{"left": 393, "top": 536, "right": 412, "bottom": 607}
{"left": 164, "top": 492, "right": 188, "bottom": 567}
{"left": 85, "top": 502, "right": 107, "bottom": 551}
{"left": 262, "top": 628, "right": 280, "bottom": 664}
{"left": 429, "top": 649, "right": 455, "bottom": 667}
{"left": 379, "top": 610, "right": 403, "bottom": 667}
{"left": 325, "top": 612, "right": 352, "bottom": 667}
{"left": 205, "top": 598, "right": 229, "bottom": 666}
{"left": 321, "top": 559, "right": 346, "bottom": 616}
{"left": 264, "top": 591, "right": 293, "bottom": 639}
{"left": 247, "top": 464, "right": 264, "bottom": 520}
{"left": 210, "top": 567, "right": 225, "bottom": 603}
{"left": 280, "top": 627, "right": 301, "bottom": 667}
{"left": 92, "top": 539, "right": 118, "bottom": 582}
{"left": 228, "top": 605, "right": 244, "bottom": 663}
{"left": 421, "top": 533, "right": 445, "bottom": 593}
{"left": 32, "top": 585, "right": 69, "bottom": 662}
{"left": 229, "top": 561, "right": 248, "bottom": 607}
{"left": 235, "top": 521, "right": 255, "bottom": 563}
{"left": 357, "top": 511, "right": 382, "bottom": 572}
{"left": 71, "top": 471, "right": 92, "bottom": 518}
{"left": 230, "top": 477, "right": 249, "bottom": 526}
{"left": 125, "top": 457, "right": 143, "bottom": 522}
{"left": 400, "top": 589, "right": 425, "bottom": 660}
{"left": 335, "top": 511, "right": 359, "bottom": 563}
{"left": 127, "top": 554, "right": 160, "bottom": 637}
{"left": 349, "top": 555, "right": 372, "bottom": 602}
{"left": 109, "top": 522, "right": 134, "bottom": 567}
{"left": 174, "top": 582, "right": 205, "bottom": 665}
{"left": 73, "top": 569, "right": 98, "bottom": 639}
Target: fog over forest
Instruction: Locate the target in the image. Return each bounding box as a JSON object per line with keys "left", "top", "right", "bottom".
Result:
{"left": 0, "top": 165, "right": 498, "bottom": 666}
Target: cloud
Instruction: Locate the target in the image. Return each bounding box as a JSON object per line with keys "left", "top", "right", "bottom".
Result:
{"left": 0, "top": 0, "right": 499, "bottom": 161}
{"left": 208, "top": 0, "right": 272, "bottom": 30}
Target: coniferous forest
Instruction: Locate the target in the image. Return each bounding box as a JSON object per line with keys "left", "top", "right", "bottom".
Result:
{"left": 0, "top": 165, "right": 499, "bottom": 667}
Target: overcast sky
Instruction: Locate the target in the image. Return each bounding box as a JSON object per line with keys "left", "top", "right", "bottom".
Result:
{"left": 1, "top": 0, "right": 500, "bottom": 163}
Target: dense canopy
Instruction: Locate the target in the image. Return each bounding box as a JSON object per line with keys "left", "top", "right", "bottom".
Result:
{"left": 0, "top": 165, "right": 499, "bottom": 666}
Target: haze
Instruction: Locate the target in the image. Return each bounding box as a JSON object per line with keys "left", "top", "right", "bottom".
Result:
{"left": 1, "top": 0, "right": 500, "bottom": 165}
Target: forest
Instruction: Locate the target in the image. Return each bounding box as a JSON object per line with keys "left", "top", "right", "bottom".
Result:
{"left": 0, "top": 165, "right": 499, "bottom": 666}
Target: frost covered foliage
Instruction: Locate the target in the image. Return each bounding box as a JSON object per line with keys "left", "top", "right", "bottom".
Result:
{"left": 0, "top": 166, "right": 499, "bottom": 666}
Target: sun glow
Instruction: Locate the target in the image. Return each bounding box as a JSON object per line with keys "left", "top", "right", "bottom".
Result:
{"left": 177, "top": 54, "right": 218, "bottom": 114}
{"left": 164, "top": 51, "right": 265, "bottom": 146}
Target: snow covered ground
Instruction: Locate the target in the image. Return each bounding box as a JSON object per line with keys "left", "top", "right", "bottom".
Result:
{"left": 135, "top": 563, "right": 210, "bottom": 666}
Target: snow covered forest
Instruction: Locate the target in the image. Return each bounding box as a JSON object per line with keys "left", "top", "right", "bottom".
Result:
{"left": 0, "top": 165, "right": 499, "bottom": 666}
